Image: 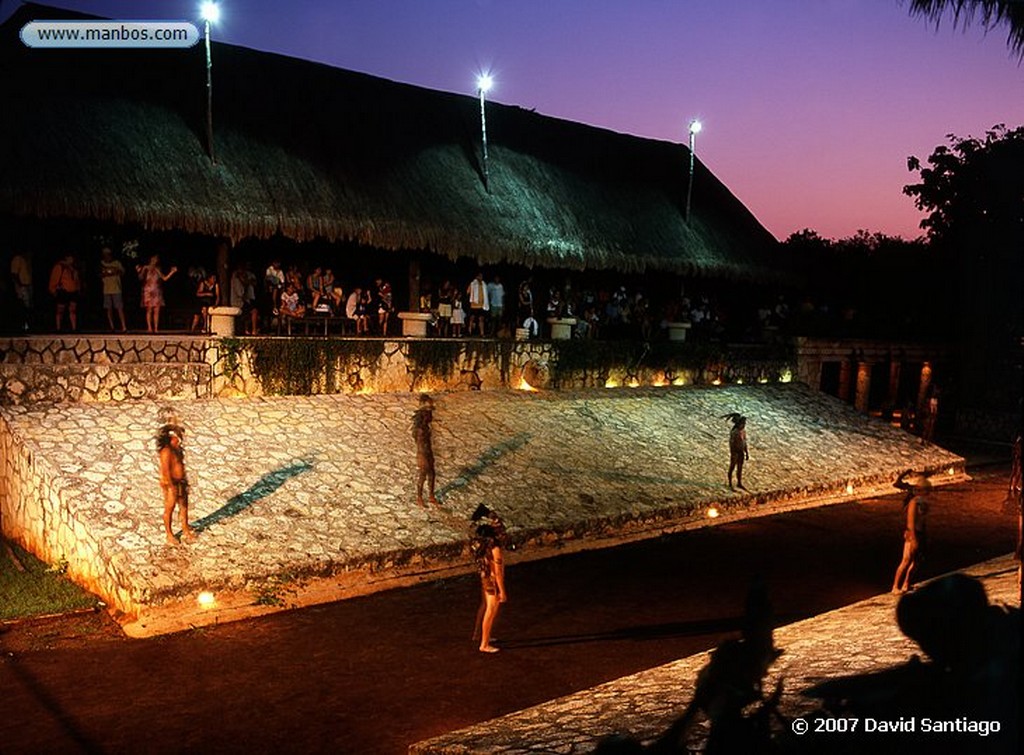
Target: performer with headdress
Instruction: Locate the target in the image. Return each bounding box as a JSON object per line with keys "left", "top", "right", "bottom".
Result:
{"left": 156, "top": 410, "right": 197, "bottom": 545}
{"left": 723, "top": 413, "right": 749, "bottom": 491}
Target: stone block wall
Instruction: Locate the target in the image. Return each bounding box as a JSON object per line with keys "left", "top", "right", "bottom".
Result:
{"left": 0, "top": 337, "right": 210, "bottom": 405}
{"left": 0, "top": 411, "right": 126, "bottom": 609}
{"left": 0, "top": 335, "right": 797, "bottom": 405}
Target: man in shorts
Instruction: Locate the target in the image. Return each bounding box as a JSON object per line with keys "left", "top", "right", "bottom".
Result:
{"left": 100, "top": 247, "right": 127, "bottom": 332}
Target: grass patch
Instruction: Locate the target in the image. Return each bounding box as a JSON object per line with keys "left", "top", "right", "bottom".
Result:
{"left": 0, "top": 540, "right": 100, "bottom": 621}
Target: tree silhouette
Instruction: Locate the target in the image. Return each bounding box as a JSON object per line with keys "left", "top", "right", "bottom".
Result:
{"left": 904, "top": 0, "right": 1024, "bottom": 60}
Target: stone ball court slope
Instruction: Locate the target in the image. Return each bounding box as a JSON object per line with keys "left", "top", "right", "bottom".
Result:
{"left": 0, "top": 383, "right": 965, "bottom": 636}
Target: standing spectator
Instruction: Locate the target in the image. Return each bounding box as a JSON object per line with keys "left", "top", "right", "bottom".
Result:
{"left": 486, "top": 274, "right": 505, "bottom": 336}
{"left": 264, "top": 260, "right": 285, "bottom": 315}
{"left": 545, "top": 287, "right": 563, "bottom": 319}
{"left": 136, "top": 254, "right": 177, "bottom": 333}
{"left": 345, "top": 287, "right": 362, "bottom": 333}
{"left": 48, "top": 253, "right": 81, "bottom": 332}
{"left": 230, "top": 262, "right": 258, "bottom": 335}
{"left": 10, "top": 250, "right": 32, "bottom": 331}
{"left": 437, "top": 279, "right": 453, "bottom": 337}
{"left": 517, "top": 277, "right": 534, "bottom": 326}
{"left": 376, "top": 278, "right": 393, "bottom": 336}
{"left": 467, "top": 271, "right": 489, "bottom": 336}
{"left": 450, "top": 290, "right": 465, "bottom": 337}
{"left": 472, "top": 523, "right": 507, "bottom": 653}
{"left": 99, "top": 246, "right": 127, "bottom": 332}
{"left": 191, "top": 272, "right": 220, "bottom": 332}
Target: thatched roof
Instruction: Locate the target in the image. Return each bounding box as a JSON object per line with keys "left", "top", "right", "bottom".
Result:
{"left": 1, "top": 3, "right": 781, "bottom": 278}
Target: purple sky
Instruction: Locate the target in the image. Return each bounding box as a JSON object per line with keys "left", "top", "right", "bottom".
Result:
{"left": 5, "top": 0, "right": 1022, "bottom": 240}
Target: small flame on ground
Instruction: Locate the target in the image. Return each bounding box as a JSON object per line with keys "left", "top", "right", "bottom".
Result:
{"left": 197, "top": 591, "right": 215, "bottom": 608}
{"left": 605, "top": 379, "right": 620, "bottom": 388}
{"left": 845, "top": 483, "right": 854, "bottom": 495}
{"left": 706, "top": 506, "right": 720, "bottom": 519}
{"left": 517, "top": 377, "right": 537, "bottom": 392}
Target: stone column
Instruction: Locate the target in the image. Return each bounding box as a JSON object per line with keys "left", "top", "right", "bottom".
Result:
{"left": 837, "top": 358, "right": 853, "bottom": 403}
{"left": 917, "top": 361, "right": 933, "bottom": 415}
{"left": 883, "top": 357, "right": 901, "bottom": 420}
{"left": 854, "top": 360, "right": 872, "bottom": 413}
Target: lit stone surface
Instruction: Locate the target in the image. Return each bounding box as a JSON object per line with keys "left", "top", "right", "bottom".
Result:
{"left": 0, "top": 384, "right": 964, "bottom": 635}
{"left": 409, "top": 556, "right": 1018, "bottom": 754}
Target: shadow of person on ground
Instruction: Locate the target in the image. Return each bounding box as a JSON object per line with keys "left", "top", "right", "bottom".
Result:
{"left": 189, "top": 459, "right": 315, "bottom": 533}
{"left": 595, "top": 577, "right": 785, "bottom": 754}
{"left": 797, "top": 572, "right": 1019, "bottom": 754}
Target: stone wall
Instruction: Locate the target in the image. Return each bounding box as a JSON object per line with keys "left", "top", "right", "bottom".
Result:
{"left": 0, "top": 409, "right": 130, "bottom": 610}
{"left": 0, "top": 337, "right": 210, "bottom": 405}
{"left": 0, "top": 335, "right": 796, "bottom": 405}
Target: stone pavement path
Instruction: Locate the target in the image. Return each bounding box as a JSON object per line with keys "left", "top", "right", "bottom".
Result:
{"left": 0, "top": 384, "right": 964, "bottom": 634}
{"left": 410, "top": 554, "right": 1020, "bottom": 754}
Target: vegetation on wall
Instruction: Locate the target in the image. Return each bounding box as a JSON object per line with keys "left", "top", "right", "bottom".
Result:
{"left": 244, "top": 338, "right": 384, "bottom": 395}
{"left": 405, "top": 339, "right": 463, "bottom": 385}
{"left": 549, "top": 339, "right": 794, "bottom": 387}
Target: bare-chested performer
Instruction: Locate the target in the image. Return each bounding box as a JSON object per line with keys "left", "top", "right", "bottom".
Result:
{"left": 724, "top": 413, "right": 749, "bottom": 491}
{"left": 472, "top": 523, "right": 507, "bottom": 653}
{"left": 412, "top": 394, "right": 439, "bottom": 508}
{"left": 891, "top": 469, "right": 930, "bottom": 593}
{"left": 157, "top": 423, "right": 197, "bottom": 545}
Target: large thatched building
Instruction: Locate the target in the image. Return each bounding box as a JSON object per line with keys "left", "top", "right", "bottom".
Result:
{"left": 2, "top": 3, "right": 783, "bottom": 316}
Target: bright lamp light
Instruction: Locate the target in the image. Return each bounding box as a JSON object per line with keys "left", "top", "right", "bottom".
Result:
{"left": 689, "top": 119, "right": 702, "bottom": 135}
{"left": 200, "top": 1, "right": 220, "bottom": 23}
{"left": 477, "top": 73, "right": 494, "bottom": 93}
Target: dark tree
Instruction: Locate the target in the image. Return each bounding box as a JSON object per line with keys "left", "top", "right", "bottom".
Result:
{"left": 904, "top": 0, "right": 1024, "bottom": 60}
{"left": 904, "top": 125, "right": 1024, "bottom": 425}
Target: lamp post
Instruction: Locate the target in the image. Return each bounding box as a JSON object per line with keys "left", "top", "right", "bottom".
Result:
{"left": 685, "top": 119, "right": 702, "bottom": 222}
{"left": 477, "top": 73, "right": 493, "bottom": 192}
{"left": 201, "top": 1, "right": 220, "bottom": 164}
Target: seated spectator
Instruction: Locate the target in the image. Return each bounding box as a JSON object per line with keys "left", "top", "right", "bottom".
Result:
{"left": 323, "top": 268, "right": 342, "bottom": 311}
{"left": 280, "top": 281, "right": 306, "bottom": 320}
{"left": 307, "top": 266, "right": 328, "bottom": 309}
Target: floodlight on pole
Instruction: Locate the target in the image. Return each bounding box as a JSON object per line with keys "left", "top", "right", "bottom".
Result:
{"left": 477, "top": 73, "right": 493, "bottom": 192}
{"left": 201, "top": 2, "right": 220, "bottom": 164}
{"left": 685, "top": 119, "right": 702, "bottom": 222}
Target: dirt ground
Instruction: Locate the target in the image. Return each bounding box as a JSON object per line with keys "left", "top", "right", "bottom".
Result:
{"left": 0, "top": 466, "right": 1018, "bottom": 754}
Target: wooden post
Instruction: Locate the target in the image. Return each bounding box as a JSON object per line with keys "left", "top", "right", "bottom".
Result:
{"left": 408, "top": 258, "right": 421, "bottom": 311}
{"left": 217, "top": 239, "right": 231, "bottom": 307}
